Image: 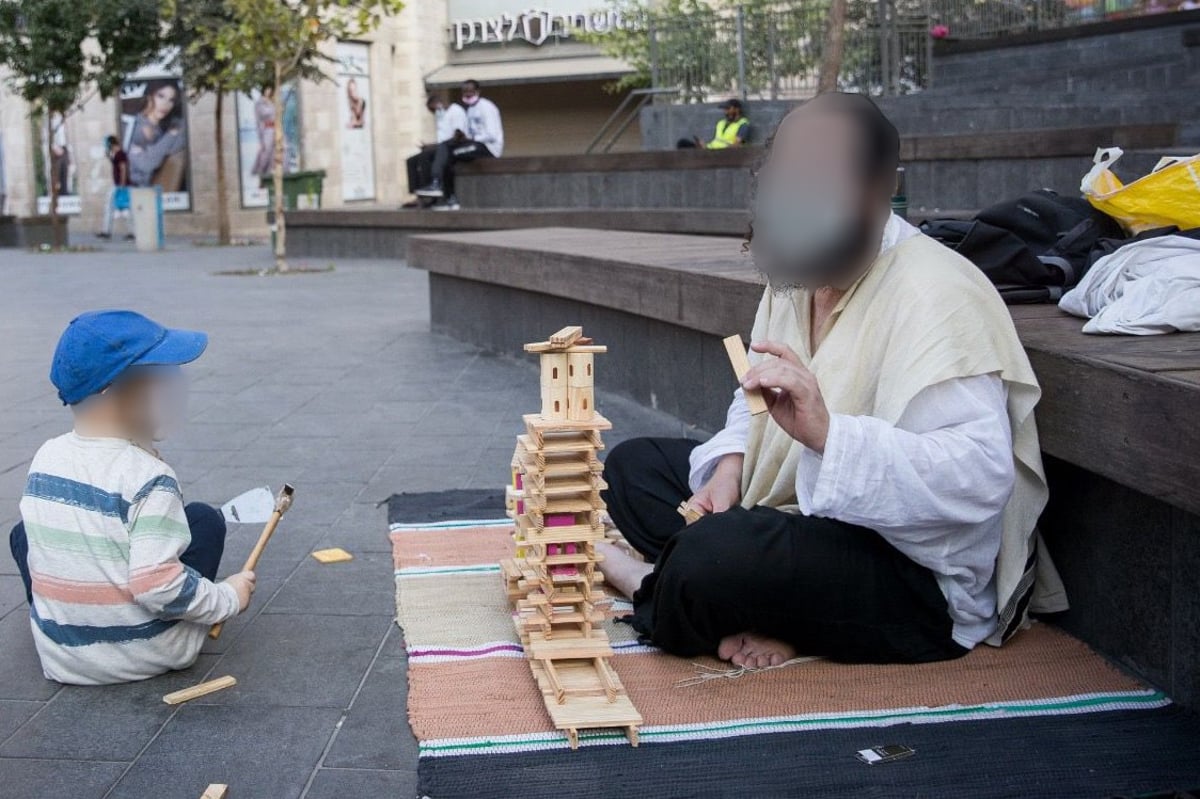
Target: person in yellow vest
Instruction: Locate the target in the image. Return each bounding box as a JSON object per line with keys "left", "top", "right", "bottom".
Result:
{"left": 677, "top": 99, "right": 751, "bottom": 149}
{"left": 601, "top": 93, "right": 1066, "bottom": 669}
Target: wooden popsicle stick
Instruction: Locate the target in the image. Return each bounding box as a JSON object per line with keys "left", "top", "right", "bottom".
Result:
{"left": 209, "top": 485, "right": 294, "bottom": 640}
{"left": 200, "top": 784, "right": 229, "bottom": 799}
{"left": 722, "top": 334, "right": 769, "bottom": 415}
{"left": 163, "top": 675, "right": 237, "bottom": 705}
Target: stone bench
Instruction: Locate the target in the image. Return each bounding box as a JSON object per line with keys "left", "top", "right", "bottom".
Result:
{"left": 453, "top": 124, "right": 1179, "bottom": 214}
{"left": 408, "top": 226, "right": 1200, "bottom": 707}
{"left": 285, "top": 207, "right": 750, "bottom": 258}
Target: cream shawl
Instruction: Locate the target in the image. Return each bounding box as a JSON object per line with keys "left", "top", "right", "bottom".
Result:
{"left": 741, "top": 234, "right": 1068, "bottom": 644}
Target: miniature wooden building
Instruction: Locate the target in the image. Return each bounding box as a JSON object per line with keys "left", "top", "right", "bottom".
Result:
{"left": 501, "top": 325, "right": 642, "bottom": 749}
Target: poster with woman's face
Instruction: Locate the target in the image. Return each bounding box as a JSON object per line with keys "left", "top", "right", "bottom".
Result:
{"left": 335, "top": 42, "right": 375, "bottom": 202}
{"left": 118, "top": 76, "right": 191, "bottom": 211}
{"left": 235, "top": 84, "right": 302, "bottom": 208}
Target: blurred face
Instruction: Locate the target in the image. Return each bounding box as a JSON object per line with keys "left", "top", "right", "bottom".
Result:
{"left": 750, "top": 107, "right": 881, "bottom": 290}
{"left": 461, "top": 83, "right": 479, "bottom": 105}
{"left": 110, "top": 366, "right": 189, "bottom": 443}
{"left": 724, "top": 105, "right": 740, "bottom": 121}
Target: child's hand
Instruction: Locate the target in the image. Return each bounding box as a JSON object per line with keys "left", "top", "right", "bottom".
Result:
{"left": 223, "top": 571, "right": 257, "bottom": 613}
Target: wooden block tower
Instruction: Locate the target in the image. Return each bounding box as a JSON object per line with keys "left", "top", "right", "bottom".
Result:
{"left": 501, "top": 326, "right": 642, "bottom": 749}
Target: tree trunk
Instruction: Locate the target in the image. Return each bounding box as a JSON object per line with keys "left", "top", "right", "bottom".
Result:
{"left": 272, "top": 63, "right": 287, "bottom": 272}
{"left": 818, "top": 0, "right": 848, "bottom": 93}
{"left": 215, "top": 92, "right": 231, "bottom": 246}
{"left": 47, "top": 111, "right": 62, "bottom": 248}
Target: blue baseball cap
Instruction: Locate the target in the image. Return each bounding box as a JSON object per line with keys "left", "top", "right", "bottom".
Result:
{"left": 50, "top": 310, "right": 208, "bottom": 405}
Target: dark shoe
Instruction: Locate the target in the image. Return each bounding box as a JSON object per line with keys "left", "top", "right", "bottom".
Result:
{"left": 96, "top": 232, "right": 111, "bottom": 239}
{"left": 124, "top": 233, "right": 136, "bottom": 241}
{"left": 414, "top": 180, "right": 443, "bottom": 198}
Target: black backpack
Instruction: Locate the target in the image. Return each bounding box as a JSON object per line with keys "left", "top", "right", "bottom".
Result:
{"left": 920, "top": 189, "right": 1125, "bottom": 304}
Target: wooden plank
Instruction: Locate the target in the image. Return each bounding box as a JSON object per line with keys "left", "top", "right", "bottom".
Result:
{"left": 200, "top": 786, "right": 229, "bottom": 799}
{"left": 528, "top": 636, "right": 614, "bottom": 661}
{"left": 722, "top": 334, "right": 769, "bottom": 415}
{"left": 163, "top": 675, "right": 237, "bottom": 705}
{"left": 549, "top": 326, "right": 584, "bottom": 347}
{"left": 1027, "top": 348, "right": 1200, "bottom": 517}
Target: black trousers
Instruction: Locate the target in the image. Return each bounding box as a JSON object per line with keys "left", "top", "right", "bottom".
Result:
{"left": 10, "top": 502, "right": 228, "bottom": 604}
{"left": 601, "top": 437, "right": 967, "bottom": 664}
{"left": 430, "top": 139, "right": 493, "bottom": 195}
{"left": 406, "top": 145, "right": 437, "bottom": 195}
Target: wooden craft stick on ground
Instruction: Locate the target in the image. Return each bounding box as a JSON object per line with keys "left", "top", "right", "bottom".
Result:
{"left": 163, "top": 675, "right": 237, "bottom": 705}
{"left": 200, "top": 784, "right": 229, "bottom": 799}
{"left": 722, "top": 334, "right": 769, "bottom": 415}
{"left": 209, "top": 484, "right": 295, "bottom": 640}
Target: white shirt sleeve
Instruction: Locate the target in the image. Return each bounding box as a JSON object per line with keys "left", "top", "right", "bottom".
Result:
{"left": 795, "top": 373, "right": 1014, "bottom": 537}
{"left": 471, "top": 99, "right": 504, "bottom": 157}
{"left": 688, "top": 389, "right": 752, "bottom": 492}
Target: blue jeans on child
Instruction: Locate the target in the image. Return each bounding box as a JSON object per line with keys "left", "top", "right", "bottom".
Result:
{"left": 8, "top": 502, "right": 227, "bottom": 604}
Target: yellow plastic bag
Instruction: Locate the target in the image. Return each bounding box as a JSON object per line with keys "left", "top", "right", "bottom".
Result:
{"left": 1081, "top": 147, "right": 1200, "bottom": 234}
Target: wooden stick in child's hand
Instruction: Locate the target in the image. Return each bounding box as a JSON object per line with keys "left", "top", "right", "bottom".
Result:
{"left": 208, "top": 484, "right": 295, "bottom": 640}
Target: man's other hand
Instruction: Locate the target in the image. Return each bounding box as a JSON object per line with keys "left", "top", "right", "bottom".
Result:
{"left": 688, "top": 453, "right": 744, "bottom": 515}
{"left": 743, "top": 340, "right": 831, "bottom": 453}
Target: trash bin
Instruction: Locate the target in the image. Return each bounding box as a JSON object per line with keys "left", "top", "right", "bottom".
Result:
{"left": 262, "top": 170, "right": 326, "bottom": 211}
{"left": 129, "top": 186, "right": 164, "bottom": 252}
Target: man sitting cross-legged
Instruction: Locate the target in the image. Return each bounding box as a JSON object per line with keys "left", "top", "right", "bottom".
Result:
{"left": 598, "top": 93, "right": 1067, "bottom": 669}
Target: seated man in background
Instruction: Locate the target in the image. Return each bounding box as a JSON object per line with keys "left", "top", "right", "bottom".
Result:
{"left": 8, "top": 311, "right": 256, "bottom": 684}
{"left": 415, "top": 79, "right": 504, "bottom": 210}
{"left": 601, "top": 93, "right": 1065, "bottom": 669}
{"left": 677, "top": 98, "right": 751, "bottom": 149}
{"left": 405, "top": 93, "right": 468, "bottom": 208}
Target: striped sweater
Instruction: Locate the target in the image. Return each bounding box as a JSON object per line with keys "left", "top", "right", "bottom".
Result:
{"left": 20, "top": 433, "right": 239, "bottom": 684}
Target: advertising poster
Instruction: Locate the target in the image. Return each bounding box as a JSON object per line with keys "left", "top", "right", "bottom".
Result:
{"left": 36, "top": 112, "right": 82, "bottom": 215}
{"left": 235, "top": 84, "right": 302, "bottom": 208}
{"left": 335, "top": 42, "right": 375, "bottom": 202}
{"left": 118, "top": 74, "right": 191, "bottom": 211}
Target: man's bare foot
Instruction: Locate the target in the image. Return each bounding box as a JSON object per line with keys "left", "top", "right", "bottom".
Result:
{"left": 596, "top": 541, "right": 653, "bottom": 599}
{"left": 717, "top": 632, "right": 797, "bottom": 669}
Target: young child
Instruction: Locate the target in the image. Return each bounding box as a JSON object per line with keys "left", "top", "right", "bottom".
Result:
{"left": 8, "top": 310, "right": 255, "bottom": 685}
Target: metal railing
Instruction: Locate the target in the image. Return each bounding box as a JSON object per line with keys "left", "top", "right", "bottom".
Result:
{"left": 640, "top": 0, "right": 1187, "bottom": 101}
{"left": 646, "top": 1, "right": 935, "bottom": 101}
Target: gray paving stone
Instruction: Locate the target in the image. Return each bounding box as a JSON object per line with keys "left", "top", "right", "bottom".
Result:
{"left": 0, "top": 611, "right": 60, "bottom": 701}
{"left": 263, "top": 551, "right": 396, "bottom": 617}
{"left": 322, "top": 656, "right": 417, "bottom": 769}
{"left": 304, "top": 768, "right": 419, "bottom": 799}
{"left": 0, "top": 654, "right": 217, "bottom": 761}
{"left": 0, "top": 699, "right": 42, "bottom": 743}
{"left": 201, "top": 613, "right": 390, "bottom": 708}
{"left": 198, "top": 574, "right": 287, "bottom": 655}
{"left": 0, "top": 575, "right": 28, "bottom": 620}
{"left": 0, "top": 757, "right": 127, "bottom": 799}
{"left": 107, "top": 704, "right": 342, "bottom": 799}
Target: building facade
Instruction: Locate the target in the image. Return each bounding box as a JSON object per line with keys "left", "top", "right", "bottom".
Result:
{"left": 0, "top": 1, "right": 635, "bottom": 238}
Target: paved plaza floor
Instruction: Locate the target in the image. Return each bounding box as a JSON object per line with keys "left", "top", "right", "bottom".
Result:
{"left": 0, "top": 241, "right": 686, "bottom": 798}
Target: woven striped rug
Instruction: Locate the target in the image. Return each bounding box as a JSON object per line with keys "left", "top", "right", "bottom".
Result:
{"left": 388, "top": 492, "right": 1200, "bottom": 798}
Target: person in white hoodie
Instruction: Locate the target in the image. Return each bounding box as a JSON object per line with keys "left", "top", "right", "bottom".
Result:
{"left": 415, "top": 79, "right": 504, "bottom": 209}
{"left": 406, "top": 93, "right": 468, "bottom": 206}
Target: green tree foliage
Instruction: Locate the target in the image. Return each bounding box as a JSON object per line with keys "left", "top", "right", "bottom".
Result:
{"left": 0, "top": 0, "right": 163, "bottom": 241}
{"left": 584, "top": 0, "right": 829, "bottom": 103}
{"left": 205, "top": 0, "right": 404, "bottom": 270}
